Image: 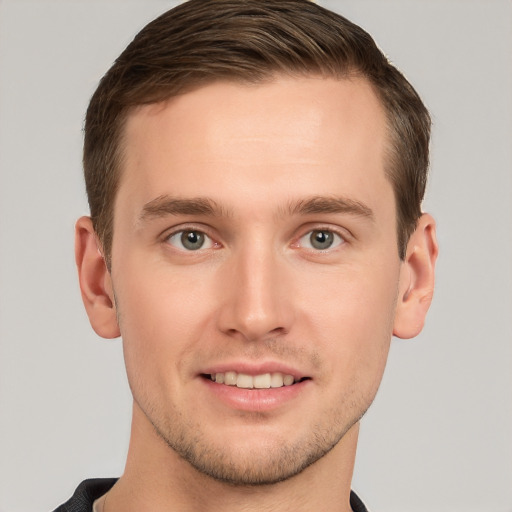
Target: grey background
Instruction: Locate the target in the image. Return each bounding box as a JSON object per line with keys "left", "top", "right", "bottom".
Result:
{"left": 0, "top": 1, "right": 511, "bottom": 511}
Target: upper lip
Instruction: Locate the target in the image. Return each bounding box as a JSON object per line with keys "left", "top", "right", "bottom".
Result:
{"left": 200, "top": 361, "right": 309, "bottom": 380}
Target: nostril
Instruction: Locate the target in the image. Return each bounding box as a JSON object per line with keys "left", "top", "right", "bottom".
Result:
{"left": 270, "top": 327, "right": 287, "bottom": 336}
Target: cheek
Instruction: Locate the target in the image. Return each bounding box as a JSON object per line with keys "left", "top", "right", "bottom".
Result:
{"left": 116, "top": 254, "right": 212, "bottom": 330}
{"left": 113, "top": 262, "right": 216, "bottom": 388}
{"left": 299, "top": 263, "right": 398, "bottom": 383}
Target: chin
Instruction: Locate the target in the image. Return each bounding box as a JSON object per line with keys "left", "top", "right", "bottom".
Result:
{"left": 154, "top": 415, "right": 356, "bottom": 487}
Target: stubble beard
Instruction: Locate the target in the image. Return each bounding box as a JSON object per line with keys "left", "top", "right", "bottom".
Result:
{"left": 126, "top": 340, "right": 378, "bottom": 488}
{"left": 140, "top": 396, "right": 368, "bottom": 487}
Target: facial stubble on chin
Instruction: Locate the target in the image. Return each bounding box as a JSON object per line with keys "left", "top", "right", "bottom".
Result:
{"left": 137, "top": 387, "right": 372, "bottom": 488}
{"left": 119, "top": 315, "right": 379, "bottom": 486}
{"left": 113, "top": 286, "right": 389, "bottom": 487}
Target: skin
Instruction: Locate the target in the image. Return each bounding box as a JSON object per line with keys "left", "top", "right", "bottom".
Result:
{"left": 76, "top": 75, "right": 437, "bottom": 512}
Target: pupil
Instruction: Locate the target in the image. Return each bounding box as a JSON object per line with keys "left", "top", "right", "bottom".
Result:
{"left": 311, "top": 230, "right": 333, "bottom": 250}
{"left": 182, "top": 231, "right": 204, "bottom": 250}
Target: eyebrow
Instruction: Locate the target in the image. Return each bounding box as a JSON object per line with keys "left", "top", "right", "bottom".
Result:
{"left": 138, "top": 194, "right": 374, "bottom": 223}
{"left": 285, "top": 196, "right": 374, "bottom": 220}
{"left": 139, "top": 195, "right": 229, "bottom": 222}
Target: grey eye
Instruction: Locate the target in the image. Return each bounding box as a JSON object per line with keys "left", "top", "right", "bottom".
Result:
{"left": 167, "top": 230, "right": 213, "bottom": 251}
{"left": 309, "top": 230, "right": 334, "bottom": 250}
{"left": 298, "top": 229, "right": 344, "bottom": 251}
{"left": 181, "top": 231, "right": 205, "bottom": 250}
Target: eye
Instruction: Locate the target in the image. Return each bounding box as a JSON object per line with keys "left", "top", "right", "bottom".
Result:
{"left": 299, "top": 229, "right": 344, "bottom": 251}
{"left": 166, "top": 230, "right": 214, "bottom": 251}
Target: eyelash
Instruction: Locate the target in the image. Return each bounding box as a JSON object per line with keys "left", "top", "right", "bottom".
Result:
{"left": 164, "top": 226, "right": 219, "bottom": 252}
{"left": 295, "top": 227, "right": 346, "bottom": 252}
{"left": 162, "top": 225, "right": 348, "bottom": 253}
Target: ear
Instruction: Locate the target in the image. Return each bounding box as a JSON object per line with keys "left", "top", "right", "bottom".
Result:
{"left": 393, "top": 213, "right": 438, "bottom": 339}
{"left": 75, "top": 216, "right": 120, "bottom": 339}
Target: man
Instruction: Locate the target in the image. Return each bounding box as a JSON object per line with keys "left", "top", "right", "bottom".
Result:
{"left": 56, "top": 0, "right": 438, "bottom": 510}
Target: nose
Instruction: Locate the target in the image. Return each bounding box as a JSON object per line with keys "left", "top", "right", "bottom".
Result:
{"left": 216, "top": 244, "right": 294, "bottom": 342}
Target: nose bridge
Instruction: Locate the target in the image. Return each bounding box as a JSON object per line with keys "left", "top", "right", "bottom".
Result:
{"left": 218, "top": 237, "right": 291, "bottom": 341}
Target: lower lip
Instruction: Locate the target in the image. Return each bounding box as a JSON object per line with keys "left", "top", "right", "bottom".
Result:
{"left": 201, "top": 377, "right": 311, "bottom": 412}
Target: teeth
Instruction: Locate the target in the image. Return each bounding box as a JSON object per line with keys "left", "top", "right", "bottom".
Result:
{"left": 253, "top": 373, "right": 271, "bottom": 389}
{"left": 283, "top": 374, "right": 295, "bottom": 386}
{"left": 210, "top": 371, "right": 297, "bottom": 389}
{"left": 270, "top": 373, "right": 284, "bottom": 388}
{"left": 224, "top": 371, "right": 237, "bottom": 386}
{"left": 236, "top": 373, "right": 253, "bottom": 388}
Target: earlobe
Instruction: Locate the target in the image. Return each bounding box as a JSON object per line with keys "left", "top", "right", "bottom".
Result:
{"left": 75, "top": 216, "right": 120, "bottom": 339}
{"left": 393, "top": 213, "right": 438, "bottom": 339}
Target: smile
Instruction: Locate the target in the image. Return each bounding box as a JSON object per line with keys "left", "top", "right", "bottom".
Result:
{"left": 207, "top": 371, "right": 307, "bottom": 389}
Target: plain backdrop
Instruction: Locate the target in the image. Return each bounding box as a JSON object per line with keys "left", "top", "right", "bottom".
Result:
{"left": 0, "top": 1, "right": 511, "bottom": 511}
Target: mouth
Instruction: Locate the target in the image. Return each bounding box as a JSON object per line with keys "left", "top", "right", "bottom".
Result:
{"left": 201, "top": 371, "right": 310, "bottom": 390}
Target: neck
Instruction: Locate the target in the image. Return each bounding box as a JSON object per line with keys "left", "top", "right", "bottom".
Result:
{"left": 105, "top": 403, "right": 359, "bottom": 512}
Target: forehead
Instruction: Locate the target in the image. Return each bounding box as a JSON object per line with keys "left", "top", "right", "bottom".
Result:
{"left": 118, "top": 75, "right": 390, "bottom": 216}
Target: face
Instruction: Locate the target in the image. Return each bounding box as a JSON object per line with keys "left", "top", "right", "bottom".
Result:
{"left": 110, "top": 76, "right": 402, "bottom": 484}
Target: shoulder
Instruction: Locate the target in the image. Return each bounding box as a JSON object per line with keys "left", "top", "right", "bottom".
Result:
{"left": 52, "top": 478, "right": 118, "bottom": 512}
{"left": 350, "top": 490, "right": 370, "bottom": 512}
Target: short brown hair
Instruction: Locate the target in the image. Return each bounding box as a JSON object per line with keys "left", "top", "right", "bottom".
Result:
{"left": 84, "top": 0, "right": 430, "bottom": 266}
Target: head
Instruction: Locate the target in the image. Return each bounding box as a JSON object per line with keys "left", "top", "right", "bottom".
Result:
{"left": 76, "top": 0, "right": 437, "bottom": 490}
{"left": 84, "top": 0, "right": 430, "bottom": 269}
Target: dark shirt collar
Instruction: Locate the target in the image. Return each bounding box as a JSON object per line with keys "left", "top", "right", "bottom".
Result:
{"left": 54, "top": 478, "right": 369, "bottom": 512}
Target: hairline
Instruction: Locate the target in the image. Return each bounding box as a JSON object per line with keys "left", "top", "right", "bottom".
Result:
{"left": 101, "top": 71, "right": 406, "bottom": 268}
